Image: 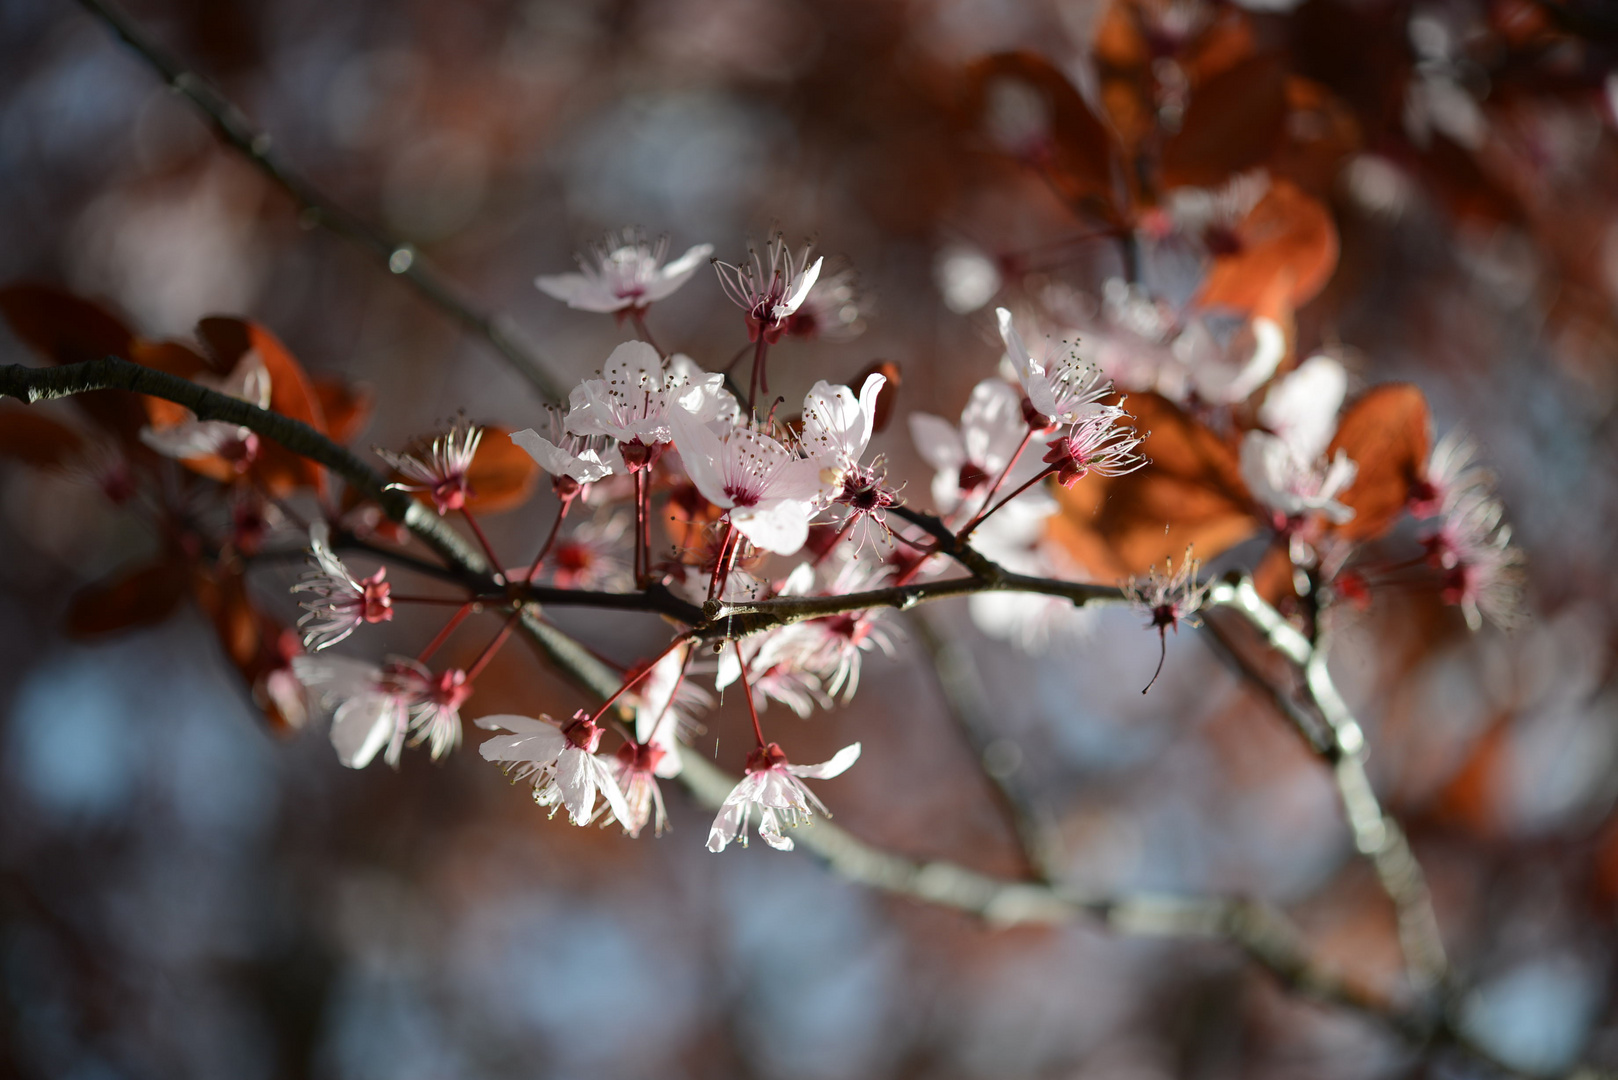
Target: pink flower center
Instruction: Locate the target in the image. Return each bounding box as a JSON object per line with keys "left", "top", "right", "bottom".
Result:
{"left": 562, "top": 712, "right": 605, "bottom": 752}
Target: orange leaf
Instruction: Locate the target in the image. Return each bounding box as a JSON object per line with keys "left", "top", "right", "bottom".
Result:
{"left": 313, "top": 377, "right": 374, "bottom": 445}
{"left": 65, "top": 559, "right": 191, "bottom": 638}
{"left": 850, "top": 361, "right": 901, "bottom": 434}
{"left": 1049, "top": 393, "right": 1258, "bottom": 576}
{"left": 1196, "top": 179, "right": 1338, "bottom": 314}
{"left": 0, "top": 404, "right": 86, "bottom": 469}
{"left": 966, "top": 51, "right": 1119, "bottom": 218}
{"left": 463, "top": 426, "right": 539, "bottom": 514}
{"left": 1326, "top": 383, "right": 1431, "bottom": 542}
{"left": 197, "top": 317, "right": 329, "bottom": 496}
{"left": 0, "top": 283, "right": 149, "bottom": 445}
{"left": 1161, "top": 54, "right": 1288, "bottom": 190}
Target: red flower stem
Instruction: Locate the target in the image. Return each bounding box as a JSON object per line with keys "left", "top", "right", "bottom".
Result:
{"left": 960, "top": 427, "right": 1034, "bottom": 534}
{"left": 459, "top": 507, "right": 505, "bottom": 582}
{"left": 630, "top": 310, "right": 664, "bottom": 358}
{"left": 709, "top": 521, "right": 738, "bottom": 601}
{"left": 416, "top": 602, "right": 476, "bottom": 664}
{"left": 525, "top": 497, "right": 573, "bottom": 585}
{"left": 733, "top": 639, "right": 768, "bottom": 749}
{"left": 648, "top": 645, "right": 695, "bottom": 737}
{"left": 465, "top": 609, "right": 522, "bottom": 681}
{"left": 638, "top": 471, "right": 655, "bottom": 584}
{"left": 632, "top": 471, "right": 648, "bottom": 588}
{"left": 958, "top": 465, "right": 1058, "bottom": 541}
{"left": 747, "top": 335, "right": 770, "bottom": 413}
{"left": 589, "top": 635, "right": 692, "bottom": 725}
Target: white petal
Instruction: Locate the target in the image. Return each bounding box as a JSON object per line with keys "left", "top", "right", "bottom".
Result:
{"left": 787, "top": 741, "right": 862, "bottom": 779}
{"left": 757, "top": 808, "right": 794, "bottom": 851}
{"left": 644, "top": 243, "right": 714, "bottom": 302}
{"left": 331, "top": 693, "right": 399, "bottom": 769}
{"left": 553, "top": 747, "right": 598, "bottom": 824}
{"left": 592, "top": 755, "right": 635, "bottom": 830}
{"left": 732, "top": 499, "right": 811, "bottom": 555}
{"left": 778, "top": 256, "right": 823, "bottom": 319}
{"left": 536, "top": 272, "right": 625, "bottom": 313}
{"left": 668, "top": 405, "right": 731, "bottom": 508}
{"left": 1260, "top": 355, "right": 1346, "bottom": 461}
{"left": 706, "top": 799, "right": 748, "bottom": 852}
{"left": 908, "top": 412, "right": 965, "bottom": 473}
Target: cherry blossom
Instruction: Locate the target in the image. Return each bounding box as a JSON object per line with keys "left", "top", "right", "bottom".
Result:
{"left": 1240, "top": 431, "right": 1358, "bottom": 525}
{"left": 596, "top": 740, "right": 671, "bottom": 837}
{"left": 477, "top": 712, "right": 632, "bottom": 826}
{"left": 781, "top": 266, "right": 866, "bottom": 341}
{"left": 706, "top": 741, "right": 861, "bottom": 853}
{"left": 1123, "top": 547, "right": 1211, "bottom": 692}
{"left": 668, "top": 405, "right": 827, "bottom": 555}
{"left": 1041, "top": 409, "right": 1147, "bottom": 487}
{"left": 800, "top": 372, "right": 887, "bottom": 485}
{"left": 564, "top": 343, "right": 734, "bottom": 470}
{"left": 535, "top": 229, "right": 712, "bottom": 313}
{"left": 713, "top": 234, "right": 824, "bottom": 344}
{"left": 1425, "top": 491, "right": 1524, "bottom": 630}
{"left": 909, "top": 378, "right": 1053, "bottom": 520}
{"left": 1410, "top": 427, "right": 1490, "bottom": 519}
{"left": 377, "top": 419, "right": 482, "bottom": 516}
{"left": 544, "top": 511, "right": 634, "bottom": 591}
{"left": 717, "top": 636, "right": 834, "bottom": 718}
{"left": 997, "top": 307, "right": 1119, "bottom": 427}
{"left": 392, "top": 661, "right": 472, "bottom": 760}
{"left": 292, "top": 523, "right": 393, "bottom": 651}
{"left": 140, "top": 352, "right": 271, "bottom": 468}
{"left": 510, "top": 407, "right": 622, "bottom": 493}
{"left": 292, "top": 655, "right": 410, "bottom": 769}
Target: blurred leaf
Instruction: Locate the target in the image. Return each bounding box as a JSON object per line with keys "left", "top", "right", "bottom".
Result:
{"left": 0, "top": 404, "right": 86, "bottom": 469}
{"left": 463, "top": 426, "right": 538, "bottom": 513}
{"left": 1270, "top": 77, "right": 1362, "bottom": 197}
{"left": 966, "top": 51, "right": 1119, "bottom": 218}
{"left": 66, "top": 559, "right": 190, "bottom": 638}
{"left": 192, "top": 562, "right": 262, "bottom": 668}
{"left": 1161, "top": 55, "right": 1288, "bottom": 190}
{"left": 1196, "top": 179, "right": 1339, "bottom": 314}
{"left": 1050, "top": 393, "right": 1257, "bottom": 576}
{"left": 1327, "top": 384, "right": 1431, "bottom": 542}
{"left": 0, "top": 283, "right": 149, "bottom": 445}
{"left": 313, "top": 377, "right": 373, "bottom": 445}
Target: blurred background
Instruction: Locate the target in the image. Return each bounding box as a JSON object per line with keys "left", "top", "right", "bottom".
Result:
{"left": 3, "top": 0, "right": 1618, "bottom": 1076}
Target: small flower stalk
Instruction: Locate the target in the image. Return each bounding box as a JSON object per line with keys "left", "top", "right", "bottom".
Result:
{"left": 1123, "top": 548, "right": 1210, "bottom": 693}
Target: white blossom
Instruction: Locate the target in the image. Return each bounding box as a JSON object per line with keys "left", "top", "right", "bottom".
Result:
{"left": 477, "top": 713, "right": 632, "bottom": 826}
{"left": 535, "top": 230, "right": 712, "bottom": 313}
{"left": 707, "top": 742, "right": 861, "bottom": 852}
{"left": 668, "top": 406, "right": 827, "bottom": 555}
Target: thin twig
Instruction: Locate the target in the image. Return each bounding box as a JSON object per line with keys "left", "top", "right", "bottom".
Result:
{"left": 72, "top": 0, "right": 565, "bottom": 402}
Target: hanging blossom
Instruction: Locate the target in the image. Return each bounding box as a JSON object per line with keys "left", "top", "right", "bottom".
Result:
{"left": 668, "top": 405, "right": 828, "bottom": 555}
{"left": 910, "top": 378, "right": 1054, "bottom": 520}
{"left": 291, "top": 523, "right": 393, "bottom": 651}
{"left": 596, "top": 643, "right": 709, "bottom": 837}
{"left": 477, "top": 712, "right": 632, "bottom": 826}
{"left": 717, "top": 632, "right": 835, "bottom": 717}
{"left": 713, "top": 234, "right": 824, "bottom": 344}
{"left": 564, "top": 343, "right": 736, "bottom": 471}
{"left": 997, "top": 307, "right": 1118, "bottom": 428}
{"left": 758, "top": 560, "right": 900, "bottom": 703}
{"left": 293, "top": 655, "right": 412, "bottom": 769}
{"left": 377, "top": 419, "right": 482, "bottom": 516}
{"left": 535, "top": 229, "right": 712, "bottom": 313}
{"left": 511, "top": 406, "right": 622, "bottom": 497}
{"left": 707, "top": 741, "right": 861, "bottom": 853}
{"left": 1122, "top": 547, "right": 1211, "bottom": 692}
{"left": 1424, "top": 491, "right": 1524, "bottom": 631}
{"left": 140, "top": 353, "right": 271, "bottom": 469}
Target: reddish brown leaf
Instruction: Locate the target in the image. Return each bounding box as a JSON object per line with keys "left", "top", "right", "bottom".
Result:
{"left": 0, "top": 284, "right": 149, "bottom": 444}
{"left": 966, "top": 51, "right": 1119, "bottom": 217}
{"left": 1161, "top": 55, "right": 1288, "bottom": 190}
{"left": 1196, "top": 179, "right": 1339, "bottom": 314}
{"left": 0, "top": 404, "right": 86, "bottom": 469}
{"left": 463, "top": 427, "right": 539, "bottom": 514}
{"left": 313, "top": 377, "right": 374, "bottom": 445}
{"left": 1326, "top": 383, "right": 1431, "bottom": 542}
{"left": 1050, "top": 393, "right": 1258, "bottom": 576}
{"left": 1269, "top": 77, "right": 1362, "bottom": 197}
{"left": 192, "top": 563, "right": 262, "bottom": 669}
{"left": 66, "top": 559, "right": 190, "bottom": 638}
{"left": 850, "top": 361, "right": 901, "bottom": 434}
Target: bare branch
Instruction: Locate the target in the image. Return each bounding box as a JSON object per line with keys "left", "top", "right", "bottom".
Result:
{"left": 71, "top": 0, "right": 565, "bottom": 402}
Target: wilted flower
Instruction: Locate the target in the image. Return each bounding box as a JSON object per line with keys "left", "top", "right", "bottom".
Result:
{"left": 140, "top": 353, "right": 271, "bottom": 469}
{"left": 535, "top": 229, "right": 712, "bottom": 313}
{"left": 292, "top": 523, "right": 393, "bottom": 651}
{"left": 713, "top": 234, "right": 824, "bottom": 344}
{"left": 1122, "top": 547, "right": 1210, "bottom": 692}
{"left": 706, "top": 741, "right": 861, "bottom": 852}
{"left": 377, "top": 420, "right": 482, "bottom": 516}
{"left": 477, "top": 712, "right": 632, "bottom": 826}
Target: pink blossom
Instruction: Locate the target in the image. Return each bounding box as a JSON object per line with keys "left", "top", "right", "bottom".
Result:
{"left": 909, "top": 378, "right": 1052, "bottom": 519}
{"left": 291, "top": 655, "right": 410, "bottom": 769}
{"left": 1424, "top": 492, "right": 1524, "bottom": 631}
{"left": 668, "top": 406, "right": 826, "bottom": 555}
{"left": 997, "top": 307, "right": 1119, "bottom": 427}
{"left": 510, "top": 407, "right": 622, "bottom": 494}
{"left": 713, "top": 234, "right": 824, "bottom": 344}
{"left": 707, "top": 741, "right": 861, "bottom": 852}
{"left": 291, "top": 524, "right": 393, "bottom": 651}
{"left": 1240, "top": 430, "right": 1358, "bottom": 526}
{"left": 377, "top": 420, "right": 482, "bottom": 516}
{"left": 1410, "top": 427, "right": 1490, "bottom": 519}
{"left": 477, "top": 712, "right": 632, "bottom": 826}
{"left": 1041, "top": 409, "right": 1147, "bottom": 487}
{"left": 781, "top": 266, "right": 866, "bottom": 341}
{"left": 535, "top": 229, "right": 712, "bottom": 313}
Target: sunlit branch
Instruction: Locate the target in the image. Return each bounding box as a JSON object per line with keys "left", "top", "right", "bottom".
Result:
{"left": 72, "top": 0, "right": 565, "bottom": 402}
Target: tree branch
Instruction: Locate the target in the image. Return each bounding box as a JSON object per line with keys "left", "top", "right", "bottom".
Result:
{"left": 71, "top": 0, "right": 565, "bottom": 402}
